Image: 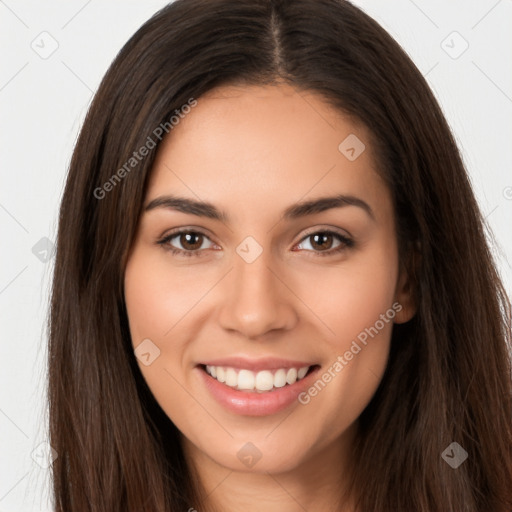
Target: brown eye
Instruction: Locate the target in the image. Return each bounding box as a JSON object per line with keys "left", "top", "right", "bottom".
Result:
{"left": 158, "top": 230, "right": 216, "bottom": 257}
{"left": 309, "top": 233, "right": 335, "bottom": 251}
{"left": 295, "top": 230, "right": 353, "bottom": 256}
{"left": 178, "top": 232, "right": 204, "bottom": 251}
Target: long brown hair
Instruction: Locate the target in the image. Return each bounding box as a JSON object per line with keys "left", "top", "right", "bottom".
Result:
{"left": 48, "top": 0, "right": 512, "bottom": 510}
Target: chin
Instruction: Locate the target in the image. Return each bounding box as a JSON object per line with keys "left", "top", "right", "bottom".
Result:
{"left": 196, "top": 432, "right": 314, "bottom": 475}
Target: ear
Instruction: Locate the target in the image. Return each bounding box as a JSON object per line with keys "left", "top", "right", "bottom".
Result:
{"left": 393, "top": 244, "right": 419, "bottom": 324}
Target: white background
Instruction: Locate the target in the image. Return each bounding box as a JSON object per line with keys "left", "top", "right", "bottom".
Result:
{"left": 1, "top": 1, "right": 511, "bottom": 510}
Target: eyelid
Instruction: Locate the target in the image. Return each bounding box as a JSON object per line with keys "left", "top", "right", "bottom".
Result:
{"left": 159, "top": 226, "right": 216, "bottom": 243}
{"left": 157, "top": 225, "right": 354, "bottom": 257}
{"left": 158, "top": 227, "right": 218, "bottom": 252}
{"left": 292, "top": 228, "right": 354, "bottom": 255}
{"left": 161, "top": 224, "right": 353, "bottom": 240}
{"left": 296, "top": 225, "right": 353, "bottom": 242}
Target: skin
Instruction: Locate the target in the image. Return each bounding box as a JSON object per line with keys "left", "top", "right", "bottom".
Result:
{"left": 124, "top": 82, "right": 415, "bottom": 512}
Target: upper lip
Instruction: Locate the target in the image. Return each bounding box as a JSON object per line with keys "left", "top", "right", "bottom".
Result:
{"left": 198, "top": 356, "right": 317, "bottom": 372}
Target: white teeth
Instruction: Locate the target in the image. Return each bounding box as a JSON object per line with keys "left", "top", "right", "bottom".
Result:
{"left": 237, "top": 369, "right": 255, "bottom": 390}
{"left": 286, "top": 368, "right": 297, "bottom": 384}
{"left": 216, "top": 366, "right": 225, "bottom": 383}
{"left": 297, "top": 366, "right": 308, "bottom": 379}
{"left": 204, "top": 365, "right": 311, "bottom": 392}
{"left": 255, "top": 370, "right": 274, "bottom": 391}
{"left": 225, "top": 368, "right": 237, "bottom": 387}
{"left": 273, "top": 369, "right": 287, "bottom": 388}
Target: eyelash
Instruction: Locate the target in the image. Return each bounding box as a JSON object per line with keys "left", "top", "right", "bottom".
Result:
{"left": 157, "top": 229, "right": 354, "bottom": 258}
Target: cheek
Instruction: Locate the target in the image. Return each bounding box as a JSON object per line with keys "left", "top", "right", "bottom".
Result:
{"left": 292, "top": 239, "right": 398, "bottom": 415}
{"left": 296, "top": 239, "right": 399, "bottom": 346}
{"left": 124, "top": 248, "right": 214, "bottom": 345}
{"left": 124, "top": 250, "right": 202, "bottom": 429}
{"left": 298, "top": 260, "right": 397, "bottom": 435}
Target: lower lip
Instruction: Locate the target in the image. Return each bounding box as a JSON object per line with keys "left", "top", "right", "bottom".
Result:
{"left": 197, "top": 365, "right": 320, "bottom": 416}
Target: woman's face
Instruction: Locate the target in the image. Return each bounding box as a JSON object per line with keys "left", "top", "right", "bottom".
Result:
{"left": 124, "top": 83, "right": 414, "bottom": 476}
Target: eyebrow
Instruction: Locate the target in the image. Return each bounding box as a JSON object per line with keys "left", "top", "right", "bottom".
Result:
{"left": 144, "top": 193, "right": 375, "bottom": 222}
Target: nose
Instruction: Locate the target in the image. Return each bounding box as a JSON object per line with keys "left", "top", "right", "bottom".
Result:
{"left": 217, "top": 249, "right": 298, "bottom": 339}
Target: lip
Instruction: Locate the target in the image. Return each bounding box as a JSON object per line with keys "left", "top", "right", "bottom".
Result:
{"left": 198, "top": 356, "right": 315, "bottom": 372}
{"left": 196, "top": 363, "right": 320, "bottom": 416}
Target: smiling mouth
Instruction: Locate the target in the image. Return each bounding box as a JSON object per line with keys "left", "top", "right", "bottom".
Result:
{"left": 199, "top": 364, "right": 319, "bottom": 393}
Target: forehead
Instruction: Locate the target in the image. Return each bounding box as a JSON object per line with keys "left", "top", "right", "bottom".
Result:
{"left": 145, "top": 83, "right": 390, "bottom": 222}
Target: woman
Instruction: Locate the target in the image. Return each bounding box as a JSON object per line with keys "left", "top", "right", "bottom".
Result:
{"left": 48, "top": 0, "right": 512, "bottom": 511}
